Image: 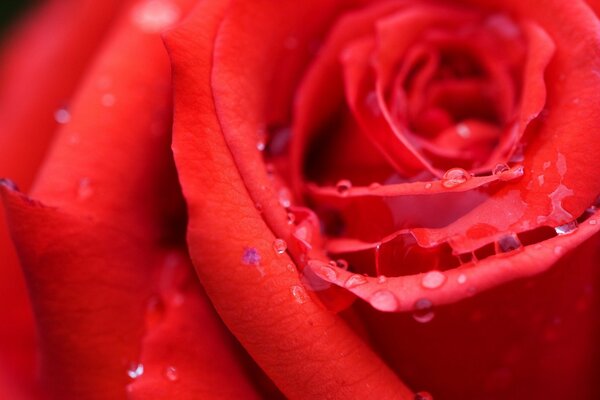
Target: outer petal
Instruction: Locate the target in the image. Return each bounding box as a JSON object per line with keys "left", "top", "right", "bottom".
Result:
{"left": 3, "top": 0, "right": 259, "bottom": 397}
{"left": 166, "top": 0, "right": 415, "bottom": 398}
{"left": 0, "top": 1, "right": 126, "bottom": 396}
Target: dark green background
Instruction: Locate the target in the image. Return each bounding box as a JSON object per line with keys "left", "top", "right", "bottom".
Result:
{"left": 0, "top": 1, "right": 35, "bottom": 36}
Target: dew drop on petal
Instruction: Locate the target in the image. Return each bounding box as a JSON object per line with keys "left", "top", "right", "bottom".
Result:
{"left": 424, "top": 182, "right": 433, "bottom": 190}
{"left": 77, "top": 178, "right": 94, "bottom": 200}
{"left": 131, "top": 0, "right": 181, "bottom": 33}
{"left": 370, "top": 290, "right": 398, "bottom": 312}
{"left": 495, "top": 234, "right": 522, "bottom": 253}
{"left": 413, "top": 298, "right": 435, "bottom": 323}
{"left": 278, "top": 187, "right": 292, "bottom": 208}
{"left": 589, "top": 219, "right": 597, "bottom": 225}
{"left": 242, "top": 247, "right": 261, "bottom": 266}
{"left": 335, "top": 259, "right": 349, "bottom": 270}
{"left": 317, "top": 265, "right": 337, "bottom": 281}
{"left": 414, "top": 391, "right": 434, "bottom": 400}
{"left": 273, "top": 238, "right": 287, "bottom": 255}
{"left": 286, "top": 212, "right": 296, "bottom": 225}
{"left": 369, "top": 182, "right": 381, "bottom": 190}
{"left": 336, "top": 179, "right": 352, "bottom": 195}
{"left": 555, "top": 221, "right": 578, "bottom": 235}
{"left": 345, "top": 274, "right": 367, "bottom": 288}
{"left": 377, "top": 275, "right": 387, "bottom": 284}
{"left": 493, "top": 163, "right": 510, "bottom": 175}
{"left": 290, "top": 285, "right": 308, "bottom": 304}
{"left": 498, "top": 165, "right": 524, "bottom": 181}
{"left": 441, "top": 168, "right": 471, "bottom": 188}
{"left": 54, "top": 108, "right": 71, "bottom": 124}
{"left": 0, "top": 179, "right": 19, "bottom": 191}
{"left": 457, "top": 274, "right": 467, "bottom": 285}
{"left": 256, "top": 141, "right": 266, "bottom": 151}
{"left": 164, "top": 366, "right": 179, "bottom": 382}
{"left": 127, "top": 363, "right": 144, "bottom": 379}
{"left": 421, "top": 271, "right": 446, "bottom": 289}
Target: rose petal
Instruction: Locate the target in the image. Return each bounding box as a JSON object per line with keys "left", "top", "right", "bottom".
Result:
{"left": 166, "top": 0, "right": 414, "bottom": 397}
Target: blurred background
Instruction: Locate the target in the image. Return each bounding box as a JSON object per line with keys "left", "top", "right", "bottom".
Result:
{"left": 0, "top": 1, "right": 35, "bottom": 36}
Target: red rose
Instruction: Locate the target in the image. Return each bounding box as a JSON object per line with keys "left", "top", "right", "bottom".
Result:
{"left": 2, "top": 0, "right": 600, "bottom": 399}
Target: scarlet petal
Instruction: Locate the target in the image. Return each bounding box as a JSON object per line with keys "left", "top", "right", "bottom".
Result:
{"left": 0, "top": 1, "right": 126, "bottom": 396}
{"left": 166, "top": 0, "right": 414, "bottom": 397}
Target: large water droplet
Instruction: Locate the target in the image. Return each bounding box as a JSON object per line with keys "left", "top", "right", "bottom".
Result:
{"left": 336, "top": 179, "right": 352, "bottom": 196}
{"left": 273, "top": 239, "right": 287, "bottom": 255}
{"left": 555, "top": 221, "right": 578, "bottom": 235}
{"left": 278, "top": 187, "right": 292, "bottom": 208}
{"left": 441, "top": 168, "right": 471, "bottom": 188}
{"left": 77, "top": 178, "right": 93, "bottom": 200}
{"left": 495, "top": 234, "right": 522, "bottom": 253}
{"left": 316, "top": 265, "right": 337, "bottom": 281}
{"left": 456, "top": 123, "right": 471, "bottom": 138}
{"left": 164, "top": 366, "right": 179, "bottom": 382}
{"left": 54, "top": 108, "right": 71, "bottom": 124}
{"left": 127, "top": 363, "right": 144, "bottom": 379}
{"left": 131, "top": 0, "right": 181, "bottom": 33}
{"left": 413, "top": 298, "right": 435, "bottom": 323}
{"left": 345, "top": 274, "right": 368, "bottom": 288}
{"left": 241, "top": 247, "right": 261, "bottom": 266}
{"left": 370, "top": 290, "right": 398, "bottom": 312}
{"left": 290, "top": 285, "right": 308, "bottom": 304}
{"left": 421, "top": 271, "right": 446, "bottom": 289}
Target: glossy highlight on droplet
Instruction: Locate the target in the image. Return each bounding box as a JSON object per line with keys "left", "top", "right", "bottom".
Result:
{"left": 290, "top": 285, "right": 308, "bottom": 304}
{"left": 127, "top": 363, "right": 144, "bottom": 379}
{"left": 555, "top": 221, "right": 578, "bottom": 235}
{"left": 441, "top": 168, "right": 471, "bottom": 188}
{"left": 336, "top": 179, "right": 352, "bottom": 195}
{"left": 495, "top": 234, "right": 522, "bottom": 253}
{"left": 273, "top": 238, "right": 287, "bottom": 255}
{"left": 164, "top": 366, "right": 179, "bottom": 382}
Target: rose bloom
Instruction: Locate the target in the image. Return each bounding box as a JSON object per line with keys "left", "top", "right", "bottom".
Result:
{"left": 1, "top": 0, "right": 600, "bottom": 399}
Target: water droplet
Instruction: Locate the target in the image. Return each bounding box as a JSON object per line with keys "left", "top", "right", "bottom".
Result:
{"left": 495, "top": 234, "right": 522, "bottom": 253}
{"left": 286, "top": 212, "right": 296, "bottom": 225}
{"left": 101, "top": 93, "right": 116, "bottom": 107}
{"left": 370, "top": 290, "right": 398, "bottom": 312}
{"left": 77, "top": 178, "right": 93, "bottom": 200}
{"left": 164, "top": 366, "right": 178, "bottom": 382}
{"left": 421, "top": 271, "right": 446, "bottom": 289}
{"left": 424, "top": 182, "right": 433, "bottom": 189}
{"left": 441, "top": 168, "right": 471, "bottom": 188}
{"left": 553, "top": 246, "right": 564, "bottom": 256}
{"left": 414, "top": 391, "right": 434, "bottom": 400}
{"left": 278, "top": 187, "right": 292, "bottom": 208}
{"left": 456, "top": 123, "right": 471, "bottom": 138}
{"left": 377, "top": 275, "right": 387, "bottom": 284}
{"left": 335, "top": 259, "right": 349, "bottom": 270}
{"left": 54, "top": 108, "right": 71, "bottom": 124}
{"left": 316, "top": 265, "right": 337, "bottom": 281}
{"left": 241, "top": 247, "right": 261, "bottom": 265}
{"left": 369, "top": 182, "right": 381, "bottom": 189}
{"left": 256, "top": 141, "right": 266, "bottom": 151}
{"left": 589, "top": 219, "right": 597, "bottom": 225}
{"left": 498, "top": 165, "right": 524, "bottom": 181}
{"left": 413, "top": 298, "right": 435, "bottom": 323}
{"left": 457, "top": 274, "right": 467, "bottom": 284}
{"left": 290, "top": 285, "right": 308, "bottom": 304}
{"left": 127, "top": 363, "right": 144, "bottom": 379}
{"left": 131, "top": 0, "right": 181, "bottom": 33}
{"left": 493, "top": 163, "right": 510, "bottom": 175}
{"left": 555, "top": 221, "right": 578, "bottom": 235}
{"left": 345, "top": 274, "right": 367, "bottom": 288}
{"left": 273, "top": 239, "right": 287, "bottom": 255}
{"left": 336, "top": 179, "right": 352, "bottom": 195}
